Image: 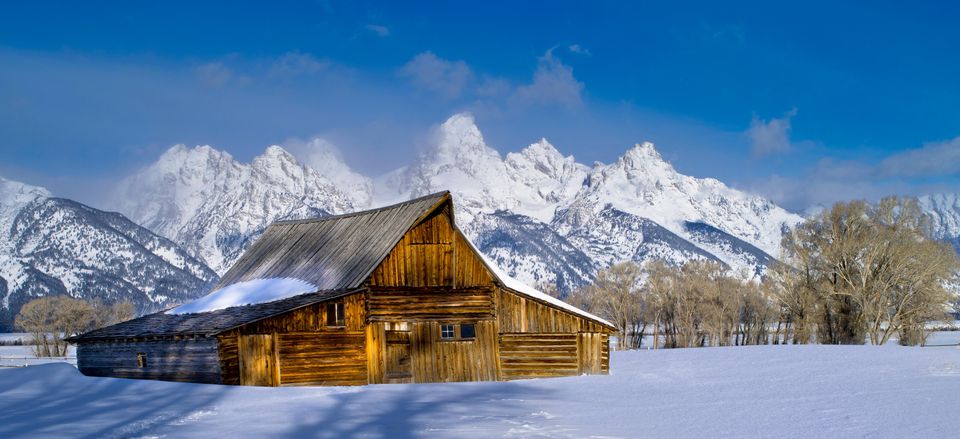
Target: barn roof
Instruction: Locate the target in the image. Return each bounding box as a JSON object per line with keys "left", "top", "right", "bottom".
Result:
{"left": 68, "top": 289, "right": 360, "bottom": 341}
{"left": 214, "top": 191, "right": 451, "bottom": 291}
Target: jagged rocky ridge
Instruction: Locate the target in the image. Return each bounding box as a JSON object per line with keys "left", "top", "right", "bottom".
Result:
{"left": 0, "top": 177, "right": 218, "bottom": 331}
{"left": 115, "top": 113, "right": 804, "bottom": 294}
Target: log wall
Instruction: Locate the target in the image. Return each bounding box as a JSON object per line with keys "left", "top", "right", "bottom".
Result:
{"left": 77, "top": 337, "right": 221, "bottom": 383}
{"left": 366, "top": 287, "right": 495, "bottom": 321}
{"left": 277, "top": 332, "right": 367, "bottom": 386}
{"left": 219, "top": 293, "right": 367, "bottom": 385}
{"left": 365, "top": 320, "right": 499, "bottom": 383}
{"left": 498, "top": 333, "right": 579, "bottom": 380}
{"left": 495, "top": 288, "right": 609, "bottom": 334}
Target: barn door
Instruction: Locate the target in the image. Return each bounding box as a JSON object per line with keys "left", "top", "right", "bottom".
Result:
{"left": 384, "top": 329, "right": 412, "bottom": 383}
{"left": 239, "top": 334, "right": 278, "bottom": 386}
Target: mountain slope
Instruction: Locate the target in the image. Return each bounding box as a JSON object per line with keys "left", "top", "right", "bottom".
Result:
{"left": 114, "top": 144, "right": 373, "bottom": 274}
{"left": 918, "top": 194, "right": 960, "bottom": 253}
{"left": 0, "top": 177, "right": 217, "bottom": 330}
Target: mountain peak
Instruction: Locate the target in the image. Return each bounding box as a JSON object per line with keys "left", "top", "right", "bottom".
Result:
{"left": 526, "top": 137, "right": 563, "bottom": 158}
{"left": 430, "top": 112, "right": 497, "bottom": 162}
{"left": 260, "top": 145, "right": 296, "bottom": 161}
{"left": 1, "top": 176, "right": 51, "bottom": 220}
{"left": 618, "top": 141, "right": 673, "bottom": 173}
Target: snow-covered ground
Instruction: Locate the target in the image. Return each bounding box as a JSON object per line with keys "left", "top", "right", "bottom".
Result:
{"left": 1, "top": 345, "right": 959, "bottom": 438}
{"left": 0, "top": 345, "right": 76, "bottom": 367}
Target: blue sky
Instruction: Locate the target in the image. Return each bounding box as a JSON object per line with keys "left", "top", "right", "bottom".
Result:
{"left": 1, "top": 0, "right": 959, "bottom": 211}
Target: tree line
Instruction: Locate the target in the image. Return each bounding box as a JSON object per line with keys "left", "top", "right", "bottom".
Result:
{"left": 15, "top": 296, "right": 134, "bottom": 357}
{"left": 563, "top": 197, "right": 960, "bottom": 349}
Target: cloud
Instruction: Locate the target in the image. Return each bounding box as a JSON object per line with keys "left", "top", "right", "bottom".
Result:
{"left": 752, "top": 158, "right": 883, "bottom": 211}
{"left": 399, "top": 51, "right": 473, "bottom": 98}
{"left": 476, "top": 76, "right": 511, "bottom": 97}
{"left": 363, "top": 24, "right": 390, "bottom": 37}
{"left": 878, "top": 137, "right": 960, "bottom": 177}
{"left": 567, "top": 44, "right": 591, "bottom": 56}
{"left": 512, "top": 50, "right": 584, "bottom": 109}
{"left": 195, "top": 62, "right": 234, "bottom": 88}
{"left": 750, "top": 142, "right": 960, "bottom": 212}
{"left": 747, "top": 108, "right": 797, "bottom": 156}
{"left": 268, "top": 51, "right": 331, "bottom": 79}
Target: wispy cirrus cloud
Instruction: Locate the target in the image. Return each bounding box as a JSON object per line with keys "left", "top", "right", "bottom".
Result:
{"left": 195, "top": 61, "right": 237, "bottom": 88}
{"left": 363, "top": 24, "right": 390, "bottom": 37}
{"left": 268, "top": 51, "right": 331, "bottom": 79}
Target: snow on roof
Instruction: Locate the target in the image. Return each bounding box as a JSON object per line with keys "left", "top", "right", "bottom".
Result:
{"left": 463, "top": 237, "right": 614, "bottom": 328}
{"left": 167, "top": 278, "right": 318, "bottom": 315}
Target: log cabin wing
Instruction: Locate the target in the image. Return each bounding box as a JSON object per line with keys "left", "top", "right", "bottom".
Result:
{"left": 69, "top": 191, "right": 615, "bottom": 386}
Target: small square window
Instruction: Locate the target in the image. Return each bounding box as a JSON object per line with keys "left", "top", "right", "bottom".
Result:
{"left": 460, "top": 323, "right": 476, "bottom": 339}
{"left": 136, "top": 353, "right": 147, "bottom": 368}
{"left": 326, "top": 302, "right": 345, "bottom": 327}
{"left": 440, "top": 324, "right": 455, "bottom": 339}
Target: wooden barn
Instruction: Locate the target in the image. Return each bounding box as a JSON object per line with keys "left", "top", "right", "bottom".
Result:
{"left": 69, "top": 191, "right": 614, "bottom": 386}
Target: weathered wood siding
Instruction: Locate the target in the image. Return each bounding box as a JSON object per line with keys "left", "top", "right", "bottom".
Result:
{"left": 366, "top": 287, "right": 495, "bottom": 321}
{"left": 495, "top": 288, "right": 611, "bottom": 377}
{"left": 218, "top": 333, "right": 240, "bottom": 385}
{"left": 495, "top": 288, "right": 608, "bottom": 334}
{"left": 369, "top": 210, "right": 455, "bottom": 287}
{"left": 278, "top": 332, "right": 367, "bottom": 386}
{"left": 577, "top": 332, "right": 608, "bottom": 375}
{"left": 368, "top": 210, "right": 493, "bottom": 289}
{"left": 365, "top": 320, "right": 499, "bottom": 383}
{"left": 235, "top": 293, "right": 366, "bottom": 335}
{"left": 239, "top": 333, "right": 278, "bottom": 386}
{"left": 219, "top": 293, "right": 368, "bottom": 386}
{"left": 498, "top": 333, "right": 579, "bottom": 380}
{"left": 77, "top": 338, "right": 221, "bottom": 383}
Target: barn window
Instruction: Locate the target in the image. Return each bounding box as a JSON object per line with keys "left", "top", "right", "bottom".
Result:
{"left": 136, "top": 353, "right": 147, "bottom": 368}
{"left": 326, "top": 301, "right": 345, "bottom": 327}
{"left": 460, "top": 323, "right": 476, "bottom": 339}
{"left": 440, "top": 324, "right": 456, "bottom": 339}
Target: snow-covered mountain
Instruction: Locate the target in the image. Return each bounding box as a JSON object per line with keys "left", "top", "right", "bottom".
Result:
{"left": 918, "top": 194, "right": 960, "bottom": 252}
{"left": 0, "top": 176, "right": 217, "bottom": 331}
{"left": 114, "top": 144, "right": 373, "bottom": 274}
{"left": 376, "top": 113, "right": 802, "bottom": 287}
{"left": 112, "top": 113, "right": 804, "bottom": 293}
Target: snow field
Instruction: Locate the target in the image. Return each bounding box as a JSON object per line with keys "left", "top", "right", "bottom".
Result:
{"left": 1, "top": 345, "right": 959, "bottom": 438}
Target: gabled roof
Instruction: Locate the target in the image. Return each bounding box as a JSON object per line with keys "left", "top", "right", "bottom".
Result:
{"left": 215, "top": 191, "right": 451, "bottom": 291}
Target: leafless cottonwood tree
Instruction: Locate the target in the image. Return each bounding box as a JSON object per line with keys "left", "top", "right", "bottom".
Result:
{"left": 15, "top": 297, "right": 135, "bottom": 356}
{"left": 779, "top": 197, "right": 959, "bottom": 345}
{"left": 16, "top": 296, "right": 97, "bottom": 356}
{"left": 579, "top": 262, "right": 645, "bottom": 350}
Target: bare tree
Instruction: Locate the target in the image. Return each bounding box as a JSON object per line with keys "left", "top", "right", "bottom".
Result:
{"left": 15, "top": 296, "right": 98, "bottom": 357}
{"left": 582, "top": 262, "right": 645, "bottom": 350}
{"left": 778, "top": 197, "right": 960, "bottom": 346}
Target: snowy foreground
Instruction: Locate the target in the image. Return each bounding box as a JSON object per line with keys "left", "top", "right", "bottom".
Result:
{"left": 1, "top": 346, "right": 959, "bottom": 439}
